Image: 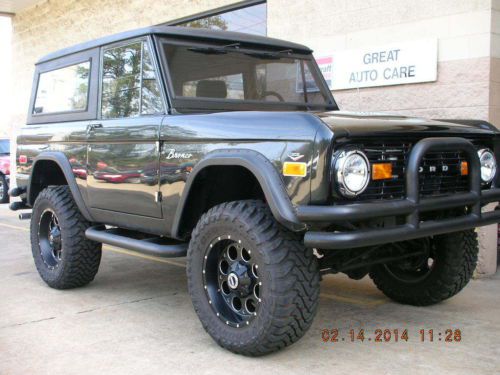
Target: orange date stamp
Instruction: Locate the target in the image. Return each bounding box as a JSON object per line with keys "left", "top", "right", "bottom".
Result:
{"left": 321, "top": 328, "right": 462, "bottom": 343}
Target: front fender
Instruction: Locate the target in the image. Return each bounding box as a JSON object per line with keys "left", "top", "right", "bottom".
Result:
{"left": 171, "top": 149, "right": 305, "bottom": 238}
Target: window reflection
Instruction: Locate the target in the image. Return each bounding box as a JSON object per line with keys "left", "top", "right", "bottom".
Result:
{"left": 101, "top": 41, "right": 163, "bottom": 119}
{"left": 102, "top": 43, "right": 141, "bottom": 118}
{"left": 141, "top": 43, "right": 164, "bottom": 114}
{"left": 34, "top": 61, "right": 90, "bottom": 114}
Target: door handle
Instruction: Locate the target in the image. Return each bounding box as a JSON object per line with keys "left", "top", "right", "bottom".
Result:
{"left": 88, "top": 123, "right": 103, "bottom": 132}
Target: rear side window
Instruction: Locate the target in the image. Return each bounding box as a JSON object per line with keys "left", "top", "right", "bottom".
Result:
{"left": 33, "top": 61, "right": 90, "bottom": 114}
{"left": 101, "top": 40, "right": 163, "bottom": 119}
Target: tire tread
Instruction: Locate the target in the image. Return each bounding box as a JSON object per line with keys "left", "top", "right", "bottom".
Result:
{"left": 187, "top": 200, "right": 319, "bottom": 356}
{"left": 31, "top": 186, "right": 101, "bottom": 289}
{"left": 369, "top": 230, "right": 478, "bottom": 306}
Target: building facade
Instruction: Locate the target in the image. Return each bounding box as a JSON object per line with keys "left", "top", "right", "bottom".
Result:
{"left": 2, "top": 0, "right": 499, "bottom": 274}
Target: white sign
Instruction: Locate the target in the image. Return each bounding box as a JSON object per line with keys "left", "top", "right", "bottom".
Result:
{"left": 296, "top": 56, "right": 333, "bottom": 93}
{"left": 315, "top": 56, "right": 333, "bottom": 89}
{"left": 316, "top": 39, "right": 437, "bottom": 90}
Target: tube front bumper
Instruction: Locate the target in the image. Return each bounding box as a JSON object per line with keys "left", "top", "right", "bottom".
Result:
{"left": 297, "top": 137, "right": 500, "bottom": 249}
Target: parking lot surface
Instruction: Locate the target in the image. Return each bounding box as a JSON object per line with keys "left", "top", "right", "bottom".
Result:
{"left": 0, "top": 204, "right": 499, "bottom": 375}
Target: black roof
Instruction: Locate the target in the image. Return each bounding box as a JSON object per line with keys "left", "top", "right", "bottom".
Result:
{"left": 37, "top": 26, "right": 312, "bottom": 64}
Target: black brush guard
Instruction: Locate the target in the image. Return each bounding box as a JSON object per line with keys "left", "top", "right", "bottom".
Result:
{"left": 297, "top": 137, "right": 500, "bottom": 249}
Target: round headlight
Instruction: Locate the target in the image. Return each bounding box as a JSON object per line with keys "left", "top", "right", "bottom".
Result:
{"left": 334, "top": 150, "right": 370, "bottom": 197}
{"left": 478, "top": 148, "right": 497, "bottom": 183}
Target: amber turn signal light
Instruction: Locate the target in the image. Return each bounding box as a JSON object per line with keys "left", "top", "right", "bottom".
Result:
{"left": 461, "top": 161, "right": 468, "bottom": 176}
{"left": 283, "top": 162, "right": 307, "bottom": 177}
{"left": 372, "top": 163, "right": 393, "bottom": 180}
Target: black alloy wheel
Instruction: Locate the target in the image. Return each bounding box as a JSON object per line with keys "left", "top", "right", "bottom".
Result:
{"left": 370, "top": 230, "right": 479, "bottom": 306}
{"left": 203, "top": 236, "right": 261, "bottom": 328}
{"left": 38, "top": 209, "right": 63, "bottom": 269}
{"left": 187, "top": 200, "right": 320, "bottom": 356}
{"left": 31, "top": 186, "right": 102, "bottom": 289}
{"left": 382, "top": 238, "right": 436, "bottom": 284}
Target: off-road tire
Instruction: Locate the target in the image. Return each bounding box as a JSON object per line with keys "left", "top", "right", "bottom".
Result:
{"left": 31, "top": 186, "right": 102, "bottom": 289}
{"left": 187, "top": 200, "right": 320, "bottom": 356}
{"left": 369, "top": 230, "right": 478, "bottom": 306}
{"left": 0, "top": 174, "right": 9, "bottom": 204}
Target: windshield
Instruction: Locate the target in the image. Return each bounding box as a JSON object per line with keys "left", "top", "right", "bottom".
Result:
{"left": 0, "top": 140, "right": 9, "bottom": 154}
{"left": 161, "top": 42, "right": 335, "bottom": 111}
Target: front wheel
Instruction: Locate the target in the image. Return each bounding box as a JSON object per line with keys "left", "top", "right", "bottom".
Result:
{"left": 31, "top": 186, "right": 102, "bottom": 289}
{"left": 187, "top": 200, "right": 320, "bottom": 356}
{"left": 369, "top": 230, "right": 478, "bottom": 306}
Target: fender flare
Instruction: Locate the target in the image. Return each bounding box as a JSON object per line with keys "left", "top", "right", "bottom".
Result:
{"left": 171, "top": 149, "right": 305, "bottom": 238}
{"left": 28, "top": 152, "right": 94, "bottom": 222}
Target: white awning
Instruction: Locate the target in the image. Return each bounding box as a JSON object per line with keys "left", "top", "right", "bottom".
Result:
{"left": 0, "top": 0, "right": 43, "bottom": 15}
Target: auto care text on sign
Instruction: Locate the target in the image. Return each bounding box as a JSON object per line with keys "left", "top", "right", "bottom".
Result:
{"left": 316, "top": 39, "right": 437, "bottom": 90}
{"left": 350, "top": 48, "right": 416, "bottom": 84}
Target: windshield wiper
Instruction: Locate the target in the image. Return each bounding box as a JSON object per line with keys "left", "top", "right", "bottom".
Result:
{"left": 243, "top": 52, "right": 280, "bottom": 60}
{"left": 243, "top": 49, "right": 294, "bottom": 60}
{"left": 275, "top": 49, "right": 293, "bottom": 55}
{"left": 188, "top": 42, "right": 241, "bottom": 55}
{"left": 188, "top": 47, "right": 227, "bottom": 55}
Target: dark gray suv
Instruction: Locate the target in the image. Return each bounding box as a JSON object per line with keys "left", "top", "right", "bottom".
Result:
{"left": 9, "top": 26, "right": 500, "bottom": 355}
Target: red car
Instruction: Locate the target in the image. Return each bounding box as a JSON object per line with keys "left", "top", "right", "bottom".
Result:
{"left": 0, "top": 139, "right": 10, "bottom": 203}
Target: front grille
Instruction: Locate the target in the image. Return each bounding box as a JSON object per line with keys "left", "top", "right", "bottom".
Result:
{"left": 337, "top": 138, "right": 489, "bottom": 201}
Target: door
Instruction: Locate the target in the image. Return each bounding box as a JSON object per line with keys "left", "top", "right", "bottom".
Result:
{"left": 87, "top": 38, "right": 165, "bottom": 218}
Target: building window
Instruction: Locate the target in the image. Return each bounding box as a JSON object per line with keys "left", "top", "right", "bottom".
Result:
{"left": 168, "top": 1, "right": 267, "bottom": 36}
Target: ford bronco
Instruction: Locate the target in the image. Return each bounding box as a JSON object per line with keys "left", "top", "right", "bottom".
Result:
{"left": 9, "top": 26, "right": 500, "bottom": 356}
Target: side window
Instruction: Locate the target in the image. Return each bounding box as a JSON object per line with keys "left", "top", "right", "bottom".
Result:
{"left": 33, "top": 61, "right": 90, "bottom": 114}
{"left": 141, "top": 44, "right": 164, "bottom": 114}
{"left": 101, "top": 40, "right": 163, "bottom": 119}
{"left": 101, "top": 42, "right": 141, "bottom": 118}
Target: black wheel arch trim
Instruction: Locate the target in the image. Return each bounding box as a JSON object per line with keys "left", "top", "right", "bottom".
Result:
{"left": 27, "top": 152, "right": 94, "bottom": 222}
{"left": 171, "top": 149, "right": 305, "bottom": 238}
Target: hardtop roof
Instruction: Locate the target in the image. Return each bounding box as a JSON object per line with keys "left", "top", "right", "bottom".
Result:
{"left": 36, "top": 26, "right": 312, "bottom": 64}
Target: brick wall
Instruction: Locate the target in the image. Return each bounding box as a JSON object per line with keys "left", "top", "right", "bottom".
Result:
{"left": 0, "top": 16, "right": 11, "bottom": 138}
{"left": 491, "top": 1, "right": 500, "bottom": 128}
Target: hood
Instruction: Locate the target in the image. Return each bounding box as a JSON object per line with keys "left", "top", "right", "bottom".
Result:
{"left": 317, "top": 111, "right": 498, "bottom": 138}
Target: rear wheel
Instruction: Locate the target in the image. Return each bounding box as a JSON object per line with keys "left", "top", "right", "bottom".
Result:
{"left": 369, "top": 230, "right": 478, "bottom": 306}
{"left": 187, "top": 200, "right": 320, "bottom": 356}
{"left": 31, "top": 186, "right": 102, "bottom": 289}
{"left": 0, "top": 174, "right": 9, "bottom": 204}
